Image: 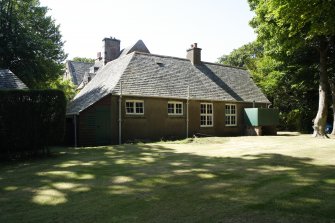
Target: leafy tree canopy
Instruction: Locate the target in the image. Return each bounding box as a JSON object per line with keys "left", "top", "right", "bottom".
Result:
{"left": 0, "top": 0, "right": 67, "bottom": 88}
{"left": 46, "top": 76, "right": 76, "bottom": 101}
{"left": 249, "top": 0, "right": 335, "bottom": 54}
{"left": 72, "top": 57, "right": 95, "bottom": 63}
{"left": 218, "top": 42, "right": 263, "bottom": 70}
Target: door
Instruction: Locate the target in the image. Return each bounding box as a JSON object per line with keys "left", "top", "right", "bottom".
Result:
{"left": 95, "top": 107, "right": 111, "bottom": 145}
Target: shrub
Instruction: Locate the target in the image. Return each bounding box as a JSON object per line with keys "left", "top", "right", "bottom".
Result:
{"left": 0, "top": 90, "right": 66, "bottom": 160}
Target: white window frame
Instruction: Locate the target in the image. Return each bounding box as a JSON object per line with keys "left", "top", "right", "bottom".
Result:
{"left": 167, "top": 101, "right": 183, "bottom": 116}
{"left": 200, "top": 103, "right": 213, "bottom": 127}
{"left": 225, "top": 104, "right": 237, "bottom": 126}
{"left": 125, "top": 100, "right": 144, "bottom": 115}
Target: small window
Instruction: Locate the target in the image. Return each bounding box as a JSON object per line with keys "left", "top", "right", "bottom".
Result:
{"left": 225, "top": 104, "right": 237, "bottom": 126}
{"left": 168, "top": 101, "right": 183, "bottom": 115}
{"left": 126, "top": 100, "right": 144, "bottom": 115}
{"left": 200, "top": 103, "right": 213, "bottom": 127}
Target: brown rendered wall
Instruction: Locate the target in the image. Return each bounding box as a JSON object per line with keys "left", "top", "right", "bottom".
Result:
{"left": 120, "top": 96, "right": 187, "bottom": 143}
{"left": 118, "top": 96, "right": 267, "bottom": 144}
{"left": 77, "top": 95, "right": 268, "bottom": 146}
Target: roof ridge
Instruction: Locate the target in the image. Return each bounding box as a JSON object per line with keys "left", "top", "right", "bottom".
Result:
{"left": 132, "top": 51, "right": 246, "bottom": 70}
{"left": 202, "top": 61, "right": 247, "bottom": 70}
{"left": 68, "top": 60, "right": 94, "bottom": 65}
{"left": 133, "top": 51, "right": 190, "bottom": 62}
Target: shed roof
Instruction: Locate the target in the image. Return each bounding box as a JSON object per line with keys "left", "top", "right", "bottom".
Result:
{"left": 67, "top": 52, "right": 269, "bottom": 114}
{"left": 0, "top": 69, "right": 28, "bottom": 89}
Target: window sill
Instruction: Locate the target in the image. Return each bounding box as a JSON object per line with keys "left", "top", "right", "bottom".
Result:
{"left": 125, "top": 114, "right": 145, "bottom": 119}
{"left": 168, "top": 115, "right": 185, "bottom": 118}
{"left": 125, "top": 113, "right": 144, "bottom": 115}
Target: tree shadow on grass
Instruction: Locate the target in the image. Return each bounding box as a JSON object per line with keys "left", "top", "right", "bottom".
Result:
{"left": 276, "top": 132, "right": 302, "bottom": 137}
{"left": 0, "top": 144, "right": 335, "bottom": 223}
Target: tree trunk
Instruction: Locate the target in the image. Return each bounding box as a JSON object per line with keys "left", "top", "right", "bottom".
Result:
{"left": 329, "top": 79, "right": 335, "bottom": 135}
{"left": 313, "top": 42, "right": 328, "bottom": 137}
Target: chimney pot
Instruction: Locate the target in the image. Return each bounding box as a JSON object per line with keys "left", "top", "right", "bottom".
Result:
{"left": 97, "top": 52, "right": 102, "bottom": 60}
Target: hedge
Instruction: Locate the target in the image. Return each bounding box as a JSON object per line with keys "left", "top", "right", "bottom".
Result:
{"left": 0, "top": 90, "right": 66, "bottom": 159}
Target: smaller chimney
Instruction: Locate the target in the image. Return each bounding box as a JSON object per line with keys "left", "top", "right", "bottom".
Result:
{"left": 186, "top": 43, "right": 202, "bottom": 65}
{"left": 97, "top": 52, "right": 102, "bottom": 60}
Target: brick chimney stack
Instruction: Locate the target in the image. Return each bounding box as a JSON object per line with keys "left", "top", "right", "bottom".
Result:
{"left": 186, "top": 43, "right": 202, "bottom": 65}
{"left": 102, "top": 37, "right": 120, "bottom": 65}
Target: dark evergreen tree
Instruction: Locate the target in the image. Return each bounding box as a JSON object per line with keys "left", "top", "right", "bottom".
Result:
{"left": 0, "top": 0, "right": 66, "bottom": 88}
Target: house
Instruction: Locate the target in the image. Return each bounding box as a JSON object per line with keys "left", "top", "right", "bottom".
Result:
{"left": 66, "top": 37, "right": 271, "bottom": 146}
{"left": 0, "top": 69, "right": 28, "bottom": 89}
{"left": 64, "top": 60, "right": 94, "bottom": 88}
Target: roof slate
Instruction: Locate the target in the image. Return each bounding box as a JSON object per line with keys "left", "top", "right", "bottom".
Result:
{"left": 67, "top": 52, "right": 269, "bottom": 114}
{"left": 0, "top": 69, "right": 28, "bottom": 89}
{"left": 66, "top": 61, "right": 94, "bottom": 86}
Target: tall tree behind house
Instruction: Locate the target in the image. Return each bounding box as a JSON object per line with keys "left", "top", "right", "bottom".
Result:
{"left": 247, "top": 0, "right": 335, "bottom": 137}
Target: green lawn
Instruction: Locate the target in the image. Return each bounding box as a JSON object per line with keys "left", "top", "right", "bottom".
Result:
{"left": 1, "top": 133, "right": 335, "bottom": 222}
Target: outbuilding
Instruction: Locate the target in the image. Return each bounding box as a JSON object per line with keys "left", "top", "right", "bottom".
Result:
{"left": 0, "top": 69, "right": 28, "bottom": 89}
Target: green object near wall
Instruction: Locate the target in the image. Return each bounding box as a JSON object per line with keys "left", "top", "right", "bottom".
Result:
{"left": 244, "top": 108, "right": 279, "bottom": 126}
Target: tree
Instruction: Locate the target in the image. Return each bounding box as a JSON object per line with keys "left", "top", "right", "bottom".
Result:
{"left": 46, "top": 76, "right": 76, "bottom": 101}
{"left": 248, "top": 0, "right": 335, "bottom": 137}
{"left": 328, "top": 41, "right": 335, "bottom": 135}
{"left": 218, "top": 41, "right": 262, "bottom": 70}
{"left": 0, "top": 0, "right": 66, "bottom": 88}
{"left": 72, "top": 57, "right": 95, "bottom": 63}
{"left": 219, "top": 42, "right": 319, "bottom": 132}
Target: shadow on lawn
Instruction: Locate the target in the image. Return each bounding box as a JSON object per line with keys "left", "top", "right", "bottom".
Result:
{"left": 0, "top": 144, "right": 335, "bottom": 223}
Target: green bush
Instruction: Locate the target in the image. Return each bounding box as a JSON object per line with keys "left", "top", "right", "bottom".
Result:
{"left": 0, "top": 90, "right": 66, "bottom": 159}
{"left": 280, "top": 108, "right": 314, "bottom": 133}
{"left": 285, "top": 109, "right": 302, "bottom": 131}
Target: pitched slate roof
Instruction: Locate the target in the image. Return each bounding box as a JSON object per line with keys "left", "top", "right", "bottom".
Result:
{"left": 67, "top": 52, "right": 269, "bottom": 114}
{"left": 67, "top": 54, "right": 134, "bottom": 114}
{"left": 65, "top": 61, "right": 94, "bottom": 86}
{"left": 0, "top": 69, "right": 28, "bottom": 89}
{"left": 119, "top": 40, "right": 150, "bottom": 58}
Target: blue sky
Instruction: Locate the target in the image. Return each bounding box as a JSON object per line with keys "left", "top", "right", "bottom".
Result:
{"left": 40, "top": 0, "right": 256, "bottom": 62}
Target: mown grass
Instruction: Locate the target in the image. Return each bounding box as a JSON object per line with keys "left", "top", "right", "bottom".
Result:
{"left": 1, "top": 132, "right": 335, "bottom": 222}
